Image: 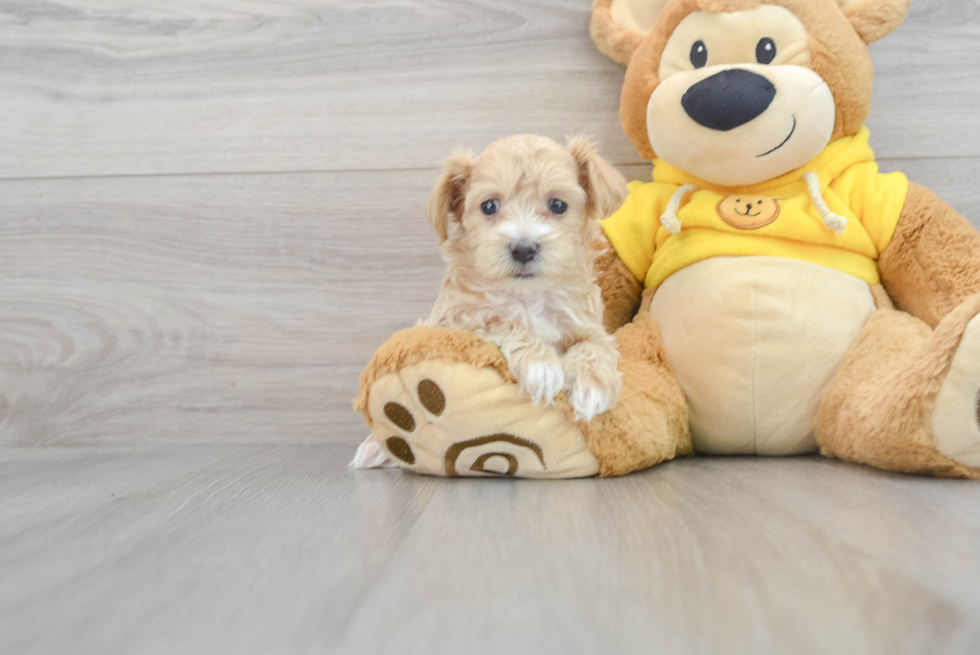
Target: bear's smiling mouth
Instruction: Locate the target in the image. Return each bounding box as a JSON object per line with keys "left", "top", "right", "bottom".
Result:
{"left": 734, "top": 207, "right": 763, "bottom": 217}
{"left": 757, "top": 115, "right": 797, "bottom": 158}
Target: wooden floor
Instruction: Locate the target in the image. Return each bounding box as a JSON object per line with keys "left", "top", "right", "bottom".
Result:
{"left": 1, "top": 1, "right": 979, "bottom": 653}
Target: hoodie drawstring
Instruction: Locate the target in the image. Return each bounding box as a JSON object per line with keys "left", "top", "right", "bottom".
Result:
{"left": 660, "top": 185, "right": 698, "bottom": 235}
{"left": 660, "top": 175, "right": 847, "bottom": 237}
{"left": 803, "top": 172, "right": 848, "bottom": 235}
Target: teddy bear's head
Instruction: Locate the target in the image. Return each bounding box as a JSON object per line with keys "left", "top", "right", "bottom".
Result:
{"left": 591, "top": 0, "right": 912, "bottom": 186}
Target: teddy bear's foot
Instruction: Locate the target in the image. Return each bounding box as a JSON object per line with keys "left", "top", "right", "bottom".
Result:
{"left": 932, "top": 311, "right": 980, "bottom": 468}
{"left": 356, "top": 319, "right": 692, "bottom": 478}
{"left": 818, "top": 291, "right": 980, "bottom": 479}
{"left": 356, "top": 327, "right": 600, "bottom": 478}
{"left": 364, "top": 360, "right": 600, "bottom": 478}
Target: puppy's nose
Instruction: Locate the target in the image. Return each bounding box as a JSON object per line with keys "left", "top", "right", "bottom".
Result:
{"left": 682, "top": 69, "right": 776, "bottom": 131}
{"left": 509, "top": 241, "right": 539, "bottom": 264}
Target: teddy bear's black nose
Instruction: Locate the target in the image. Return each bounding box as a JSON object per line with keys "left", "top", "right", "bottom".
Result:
{"left": 682, "top": 69, "right": 776, "bottom": 131}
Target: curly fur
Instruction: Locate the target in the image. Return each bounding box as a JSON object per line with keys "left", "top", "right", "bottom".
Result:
{"left": 424, "top": 135, "right": 629, "bottom": 421}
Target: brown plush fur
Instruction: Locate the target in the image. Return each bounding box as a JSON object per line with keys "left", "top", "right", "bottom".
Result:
{"left": 617, "top": 0, "right": 877, "bottom": 158}
{"left": 590, "top": 0, "right": 645, "bottom": 66}
{"left": 817, "top": 292, "right": 980, "bottom": 479}
{"left": 879, "top": 182, "right": 980, "bottom": 329}
{"left": 843, "top": 0, "right": 913, "bottom": 45}
{"left": 594, "top": 238, "right": 643, "bottom": 332}
{"left": 581, "top": 312, "right": 693, "bottom": 477}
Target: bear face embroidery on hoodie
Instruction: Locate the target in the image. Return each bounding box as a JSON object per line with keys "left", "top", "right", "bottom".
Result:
{"left": 717, "top": 195, "right": 782, "bottom": 230}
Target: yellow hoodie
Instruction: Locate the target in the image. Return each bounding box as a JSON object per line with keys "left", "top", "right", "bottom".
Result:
{"left": 602, "top": 128, "right": 909, "bottom": 292}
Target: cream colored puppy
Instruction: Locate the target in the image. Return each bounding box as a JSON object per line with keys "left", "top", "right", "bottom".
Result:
{"left": 425, "top": 135, "right": 628, "bottom": 421}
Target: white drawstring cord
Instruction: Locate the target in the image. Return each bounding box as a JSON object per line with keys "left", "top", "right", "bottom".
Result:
{"left": 660, "top": 184, "right": 698, "bottom": 235}
{"left": 804, "top": 172, "right": 848, "bottom": 235}
{"left": 662, "top": 176, "right": 846, "bottom": 236}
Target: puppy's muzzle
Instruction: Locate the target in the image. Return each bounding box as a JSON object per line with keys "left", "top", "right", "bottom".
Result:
{"left": 509, "top": 240, "right": 540, "bottom": 265}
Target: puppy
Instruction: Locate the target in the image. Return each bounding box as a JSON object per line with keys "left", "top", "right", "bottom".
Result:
{"left": 425, "top": 134, "right": 628, "bottom": 421}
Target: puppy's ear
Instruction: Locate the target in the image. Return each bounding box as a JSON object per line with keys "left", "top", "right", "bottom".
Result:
{"left": 426, "top": 151, "right": 475, "bottom": 243}
{"left": 838, "top": 0, "right": 913, "bottom": 44}
{"left": 567, "top": 136, "right": 629, "bottom": 220}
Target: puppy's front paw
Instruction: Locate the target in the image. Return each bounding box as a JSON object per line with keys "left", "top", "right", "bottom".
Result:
{"left": 563, "top": 341, "right": 623, "bottom": 422}
{"left": 523, "top": 359, "right": 565, "bottom": 406}
{"left": 507, "top": 346, "right": 564, "bottom": 406}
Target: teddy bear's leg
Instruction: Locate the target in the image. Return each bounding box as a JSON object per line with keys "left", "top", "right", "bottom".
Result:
{"left": 578, "top": 311, "right": 692, "bottom": 476}
{"left": 816, "top": 288, "right": 980, "bottom": 479}
{"left": 355, "top": 314, "right": 691, "bottom": 479}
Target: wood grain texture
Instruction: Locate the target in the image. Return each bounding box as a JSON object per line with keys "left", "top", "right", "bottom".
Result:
{"left": 0, "top": 169, "right": 444, "bottom": 445}
{"left": 1, "top": 446, "right": 979, "bottom": 655}
{"left": 0, "top": 0, "right": 977, "bottom": 179}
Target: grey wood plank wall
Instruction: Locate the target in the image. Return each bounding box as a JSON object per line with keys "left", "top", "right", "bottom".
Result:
{"left": 1, "top": 0, "right": 979, "bottom": 450}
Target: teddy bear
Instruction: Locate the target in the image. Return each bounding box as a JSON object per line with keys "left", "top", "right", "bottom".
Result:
{"left": 354, "top": 0, "right": 980, "bottom": 479}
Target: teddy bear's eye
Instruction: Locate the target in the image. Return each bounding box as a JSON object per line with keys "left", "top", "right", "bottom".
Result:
{"left": 548, "top": 199, "right": 568, "bottom": 215}
{"left": 756, "top": 38, "right": 776, "bottom": 65}
{"left": 481, "top": 199, "right": 500, "bottom": 216}
{"left": 690, "top": 40, "right": 708, "bottom": 69}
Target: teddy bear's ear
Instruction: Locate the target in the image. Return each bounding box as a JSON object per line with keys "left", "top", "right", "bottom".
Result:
{"left": 838, "top": 0, "right": 913, "bottom": 44}
{"left": 425, "top": 151, "right": 475, "bottom": 244}
{"left": 591, "top": 0, "right": 670, "bottom": 66}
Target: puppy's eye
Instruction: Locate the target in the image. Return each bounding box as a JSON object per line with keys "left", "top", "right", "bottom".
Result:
{"left": 756, "top": 38, "right": 776, "bottom": 65}
{"left": 548, "top": 199, "right": 568, "bottom": 215}
{"left": 690, "top": 41, "right": 708, "bottom": 69}
{"left": 481, "top": 199, "right": 500, "bottom": 216}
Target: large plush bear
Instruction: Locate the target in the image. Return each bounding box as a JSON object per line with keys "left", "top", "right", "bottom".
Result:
{"left": 355, "top": 0, "right": 980, "bottom": 479}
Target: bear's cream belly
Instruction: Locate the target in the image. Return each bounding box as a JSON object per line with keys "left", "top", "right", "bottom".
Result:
{"left": 650, "top": 257, "right": 877, "bottom": 455}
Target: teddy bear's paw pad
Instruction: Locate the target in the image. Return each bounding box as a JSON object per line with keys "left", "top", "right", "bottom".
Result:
{"left": 366, "top": 360, "right": 599, "bottom": 479}
{"left": 933, "top": 315, "right": 980, "bottom": 468}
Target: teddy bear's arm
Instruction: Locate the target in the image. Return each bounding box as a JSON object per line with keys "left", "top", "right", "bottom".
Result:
{"left": 879, "top": 182, "right": 980, "bottom": 328}
{"left": 594, "top": 239, "right": 643, "bottom": 333}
